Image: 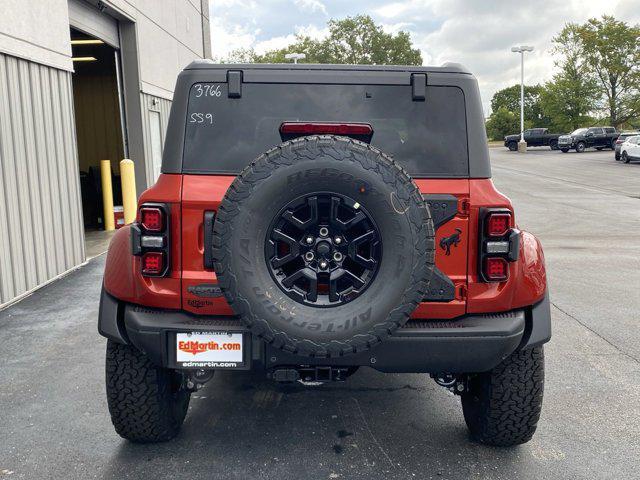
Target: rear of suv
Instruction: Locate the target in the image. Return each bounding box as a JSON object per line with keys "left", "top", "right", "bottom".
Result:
{"left": 99, "top": 62, "right": 551, "bottom": 447}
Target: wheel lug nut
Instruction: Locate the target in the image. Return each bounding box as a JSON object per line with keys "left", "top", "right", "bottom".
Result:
{"left": 319, "top": 227, "right": 329, "bottom": 237}
{"left": 333, "top": 252, "right": 343, "bottom": 262}
{"left": 334, "top": 236, "right": 342, "bottom": 245}
{"left": 305, "top": 235, "right": 314, "bottom": 244}
{"left": 305, "top": 252, "right": 314, "bottom": 261}
{"left": 319, "top": 260, "right": 328, "bottom": 269}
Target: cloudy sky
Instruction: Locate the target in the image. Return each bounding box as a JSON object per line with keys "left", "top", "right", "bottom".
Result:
{"left": 209, "top": 0, "right": 640, "bottom": 114}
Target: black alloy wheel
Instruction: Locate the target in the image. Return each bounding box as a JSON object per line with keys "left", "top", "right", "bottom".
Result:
{"left": 266, "top": 192, "right": 381, "bottom": 307}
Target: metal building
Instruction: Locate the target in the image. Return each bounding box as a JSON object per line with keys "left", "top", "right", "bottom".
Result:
{"left": 0, "top": 0, "right": 211, "bottom": 307}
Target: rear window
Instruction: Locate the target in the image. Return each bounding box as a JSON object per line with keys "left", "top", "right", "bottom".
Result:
{"left": 183, "top": 83, "right": 468, "bottom": 177}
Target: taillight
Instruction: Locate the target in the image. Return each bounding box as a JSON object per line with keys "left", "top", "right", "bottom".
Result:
{"left": 140, "top": 207, "right": 163, "bottom": 232}
{"left": 131, "top": 203, "right": 170, "bottom": 277}
{"left": 484, "top": 257, "right": 508, "bottom": 281}
{"left": 280, "top": 122, "right": 373, "bottom": 136}
{"left": 142, "top": 252, "right": 164, "bottom": 275}
{"left": 486, "top": 212, "right": 511, "bottom": 237}
{"left": 479, "top": 209, "right": 519, "bottom": 282}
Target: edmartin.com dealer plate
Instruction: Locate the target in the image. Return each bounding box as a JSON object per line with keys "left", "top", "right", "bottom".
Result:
{"left": 176, "top": 331, "right": 244, "bottom": 368}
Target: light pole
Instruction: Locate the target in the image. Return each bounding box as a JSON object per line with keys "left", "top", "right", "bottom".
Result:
{"left": 285, "top": 53, "right": 306, "bottom": 64}
{"left": 511, "top": 45, "right": 534, "bottom": 153}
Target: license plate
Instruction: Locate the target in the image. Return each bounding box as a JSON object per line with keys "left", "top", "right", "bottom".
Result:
{"left": 176, "top": 332, "right": 243, "bottom": 368}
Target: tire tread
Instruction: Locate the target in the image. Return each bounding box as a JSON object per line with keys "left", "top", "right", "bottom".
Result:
{"left": 462, "top": 346, "right": 544, "bottom": 447}
{"left": 105, "top": 340, "right": 189, "bottom": 443}
{"left": 211, "top": 135, "right": 435, "bottom": 358}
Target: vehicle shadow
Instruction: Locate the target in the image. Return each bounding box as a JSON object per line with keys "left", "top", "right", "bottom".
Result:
{"left": 100, "top": 368, "right": 539, "bottom": 480}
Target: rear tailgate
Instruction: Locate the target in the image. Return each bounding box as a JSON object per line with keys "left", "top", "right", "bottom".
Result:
{"left": 179, "top": 69, "right": 471, "bottom": 316}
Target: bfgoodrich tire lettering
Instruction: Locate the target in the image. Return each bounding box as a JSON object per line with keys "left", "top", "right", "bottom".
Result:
{"left": 212, "top": 135, "right": 435, "bottom": 358}
{"left": 461, "top": 346, "right": 544, "bottom": 447}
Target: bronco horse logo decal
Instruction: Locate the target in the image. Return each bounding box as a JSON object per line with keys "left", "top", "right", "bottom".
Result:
{"left": 439, "top": 228, "right": 462, "bottom": 256}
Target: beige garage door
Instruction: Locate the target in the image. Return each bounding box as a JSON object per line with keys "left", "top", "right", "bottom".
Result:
{"left": 68, "top": 0, "right": 120, "bottom": 48}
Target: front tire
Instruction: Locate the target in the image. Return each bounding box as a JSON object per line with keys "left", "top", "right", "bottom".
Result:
{"left": 461, "top": 347, "right": 544, "bottom": 447}
{"left": 549, "top": 140, "right": 558, "bottom": 150}
{"left": 622, "top": 151, "right": 630, "bottom": 163}
{"left": 106, "top": 340, "right": 191, "bottom": 443}
{"left": 560, "top": 148, "right": 569, "bottom": 153}
{"left": 575, "top": 141, "right": 586, "bottom": 153}
{"left": 507, "top": 141, "right": 517, "bottom": 151}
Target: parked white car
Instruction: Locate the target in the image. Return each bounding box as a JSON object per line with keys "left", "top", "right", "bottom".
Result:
{"left": 620, "top": 135, "right": 640, "bottom": 163}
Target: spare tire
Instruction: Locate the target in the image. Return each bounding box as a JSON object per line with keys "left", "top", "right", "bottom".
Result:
{"left": 212, "top": 136, "right": 435, "bottom": 357}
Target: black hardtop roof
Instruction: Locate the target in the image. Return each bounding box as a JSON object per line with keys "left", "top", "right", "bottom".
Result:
{"left": 184, "top": 59, "right": 472, "bottom": 75}
{"left": 162, "top": 58, "right": 491, "bottom": 178}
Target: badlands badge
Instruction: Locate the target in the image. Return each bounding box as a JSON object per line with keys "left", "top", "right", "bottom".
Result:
{"left": 176, "top": 331, "right": 243, "bottom": 368}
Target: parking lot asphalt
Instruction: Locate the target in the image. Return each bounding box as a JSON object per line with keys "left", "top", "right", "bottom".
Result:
{"left": 1, "top": 147, "right": 639, "bottom": 480}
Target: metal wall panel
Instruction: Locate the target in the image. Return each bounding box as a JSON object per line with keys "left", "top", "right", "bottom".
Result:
{"left": 0, "top": 53, "right": 85, "bottom": 306}
{"left": 140, "top": 93, "right": 172, "bottom": 186}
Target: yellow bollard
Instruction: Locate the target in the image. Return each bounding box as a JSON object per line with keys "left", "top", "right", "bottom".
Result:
{"left": 100, "top": 160, "right": 115, "bottom": 231}
{"left": 120, "top": 159, "right": 137, "bottom": 225}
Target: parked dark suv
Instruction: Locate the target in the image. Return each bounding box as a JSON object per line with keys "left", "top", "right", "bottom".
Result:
{"left": 557, "top": 126, "right": 618, "bottom": 153}
{"left": 99, "top": 62, "right": 551, "bottom": 447}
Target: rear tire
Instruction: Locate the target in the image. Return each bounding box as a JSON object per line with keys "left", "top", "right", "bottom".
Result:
{"left": 595, "top": 147, "right": 603, "bottom": 151}
{"left": 560, "top": 148, "right": 569, "bottom": 153}
{"left": 507, "top": 141, "right": 517, "bottom": 151}
{"left": 461, "top": 347, "right": 544, "bottom": 447}
{"left": 575, "top": 142, "right": 586, "bottom": 153}
{"left": 106, "top": 340, "right": 191, "bottom": 443}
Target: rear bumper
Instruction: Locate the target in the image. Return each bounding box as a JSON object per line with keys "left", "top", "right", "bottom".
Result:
{"left": 99, "top": 289, "right": 551, "bottom": 374}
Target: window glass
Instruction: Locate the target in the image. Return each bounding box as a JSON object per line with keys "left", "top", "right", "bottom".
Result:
{"left": 183, "top": 83, "right": 469, "bottom": 177}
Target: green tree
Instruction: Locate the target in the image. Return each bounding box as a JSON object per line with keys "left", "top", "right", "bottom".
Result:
{"left": 223, "top": 15, "right": 422, "bottom": 66}
{"left": 554, "top": 16, "right": 640, "bottom": 127}
{"left": 539, "top": 23, "right": 599, "bottom": 132}
{"left": 490, "top": 84, "right": 551, "bottom": 128}
{"left": 539, "top": 76, "right": 597, "bottom": 132}
{"left": 485, "top": 107, "right": 521, "bottom": 141}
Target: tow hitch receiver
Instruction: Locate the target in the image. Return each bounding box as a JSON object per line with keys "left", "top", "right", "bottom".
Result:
{"left": 432, "top": 373, "right": 469, "bottom": 395}
{"left": 271, "top": 366, "right": 351, "bottom": 384}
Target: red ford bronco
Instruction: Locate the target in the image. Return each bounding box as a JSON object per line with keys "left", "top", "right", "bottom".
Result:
{"left": 99, "top": 61, "right": 550, "bottom": 446}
